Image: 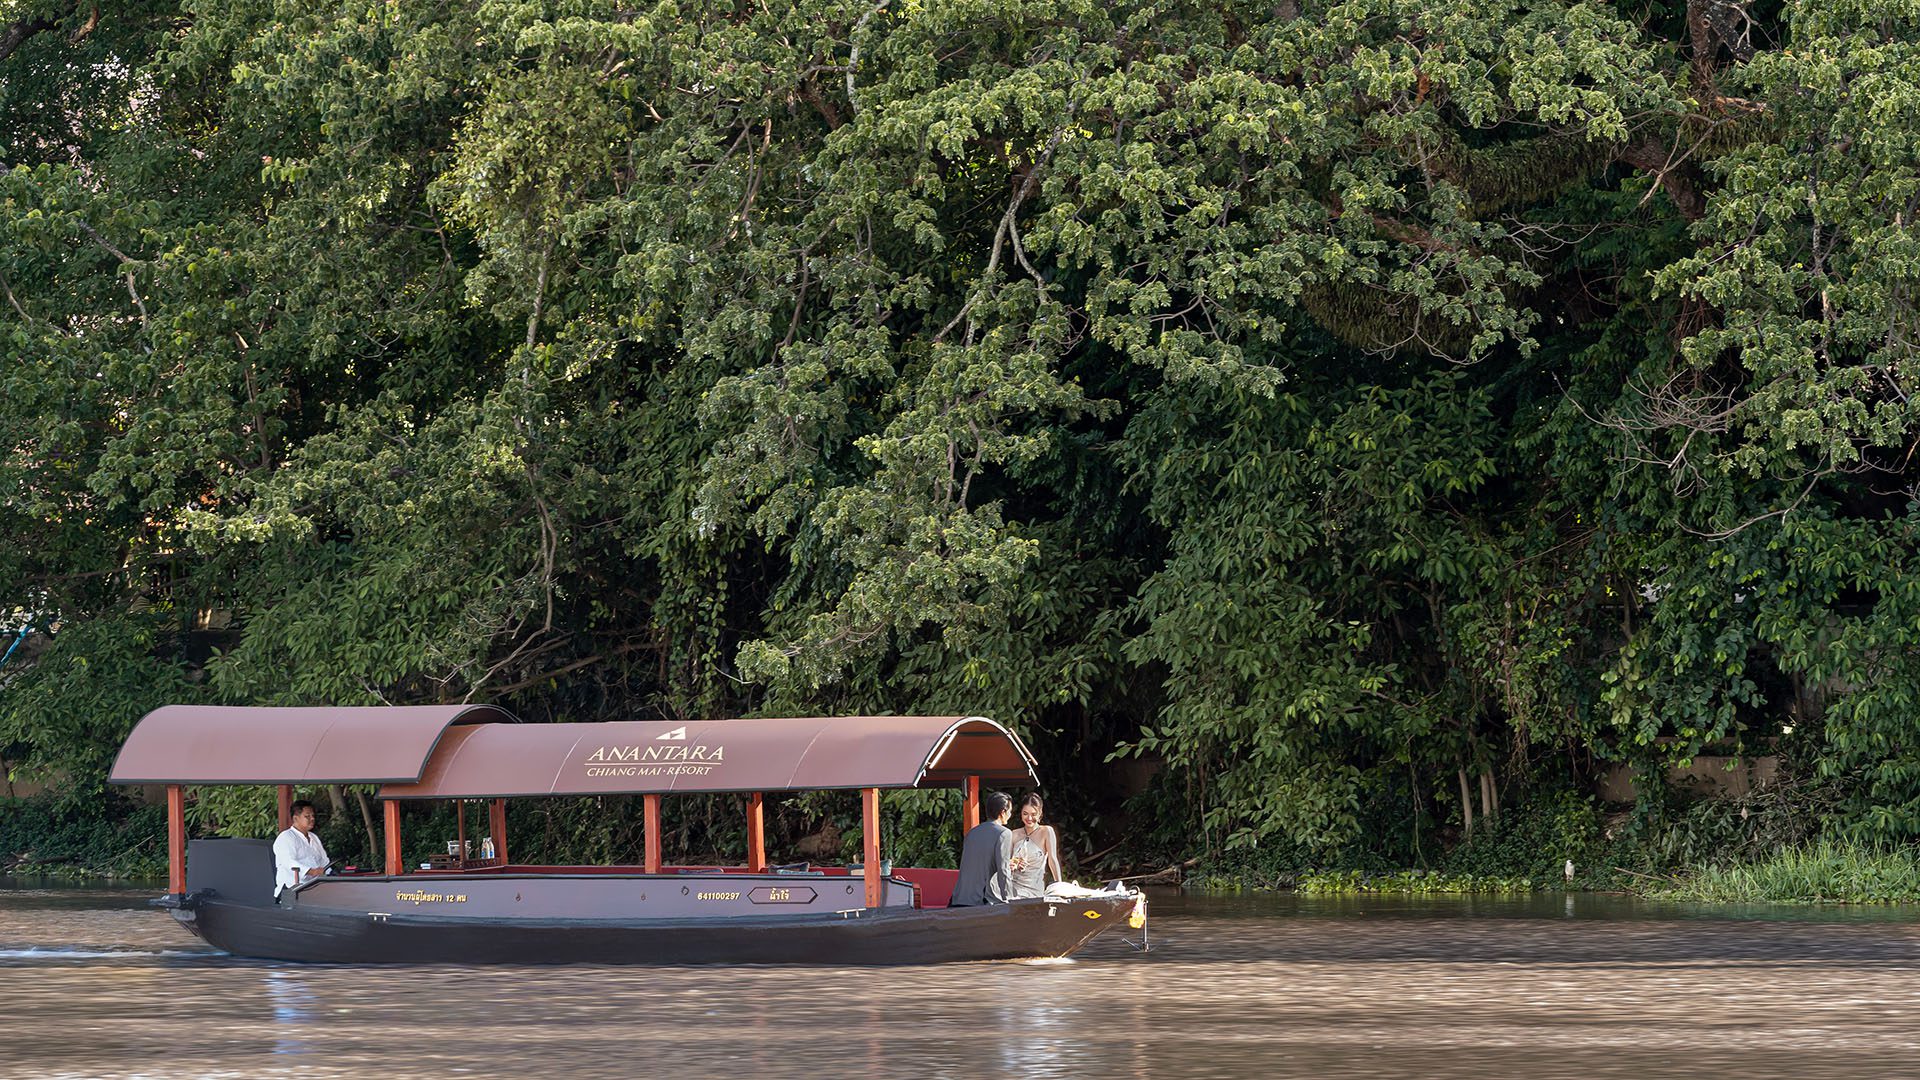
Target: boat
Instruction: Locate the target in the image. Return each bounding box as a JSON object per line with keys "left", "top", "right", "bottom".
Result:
{"left": 109, "top": 706, "right": 1147, "bottom": 964}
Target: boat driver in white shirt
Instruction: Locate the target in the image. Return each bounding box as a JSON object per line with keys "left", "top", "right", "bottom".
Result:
{"left": 273, "top": 800, "right": 330, "bottom": 899}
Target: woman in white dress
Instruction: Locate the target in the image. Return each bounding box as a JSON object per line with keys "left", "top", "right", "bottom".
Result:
{"left": 1008, "top": 793, "right": 1063, "bottom": 899}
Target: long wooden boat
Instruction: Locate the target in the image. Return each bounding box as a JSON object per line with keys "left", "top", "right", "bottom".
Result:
{"left": 112, "top": 707, "right": 1146, "bottom": 965}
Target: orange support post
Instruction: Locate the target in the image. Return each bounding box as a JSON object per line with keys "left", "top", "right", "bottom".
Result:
{"left": 746, "top": 792, "right": 766, "bottom": 873}
{"left": 643, "top": 793, "right": 662, "bottom": 874}
{"left": 962, "top": 775, "right": 981, "bottom": 836}
{"left": 276, "top": 785, "right": 293, "bottom": 832}
{"left": 166, "top": 785, "right": 186, "bottom": 897}
{"left": 862, "top": 787, "right": 882, "bottom": 908}
{"left": 490, "top": 798, "right": 509, "bottom": 865}
{"left": 383, "top": 800, "right": 403, "bottom": 876}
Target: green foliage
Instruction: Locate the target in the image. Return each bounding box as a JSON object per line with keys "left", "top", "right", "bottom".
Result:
{"left": 1441, "top": 788, "right": 1606, "bottom": 882}
{"left": 1116, "top": 373, "right": 1504, "bottom": 854}
{"left": 0, "top": 795, "right": 168, "bottom": 879}
{"left": 1187, "top": 779, "right": 1900, "bottom": 904}
{"left": 0, "top": 617, "right": 196, "bottom": 801}
{"left": 4, "top": 0, "right": 1920, "bottom": 873}
{"left": 1655, "top": 842, "right": 1920, "bottom": 905}
{"left": 1295, "top": 868, "right": 1541, "bottom": 895}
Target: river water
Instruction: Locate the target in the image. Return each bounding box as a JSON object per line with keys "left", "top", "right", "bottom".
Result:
{"left": 4, "top": 879, "right": 1920, "bottom": 1079}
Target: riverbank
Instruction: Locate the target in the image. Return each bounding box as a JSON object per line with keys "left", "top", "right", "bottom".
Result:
{"left": 1185, "top": 844, "right": 1920, "bottom": 905}
{"left": 16, "top": 788, "right": 1919, "bottom": 905}
{"left": 14, "top": 851, "right": 1919, "bottom": 906}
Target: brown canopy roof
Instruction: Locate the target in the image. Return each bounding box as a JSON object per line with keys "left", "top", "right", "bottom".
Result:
{"left": 378, "top": 716, "right": 1039, "bottom": 799}
{"left": 109, "top": 704, "right": 517, "bottom": 785}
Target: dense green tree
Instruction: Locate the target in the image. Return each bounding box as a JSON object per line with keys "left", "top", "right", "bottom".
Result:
{"left": 3, "top": 0, "right": 1918, "bottom": 861}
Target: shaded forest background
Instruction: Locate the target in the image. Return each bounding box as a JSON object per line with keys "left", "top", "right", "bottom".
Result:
{"left": 4, "top": 0, "right": 1920, "bottom": 879}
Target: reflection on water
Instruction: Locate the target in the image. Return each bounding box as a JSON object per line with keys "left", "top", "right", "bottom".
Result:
{"left": 3, "top": 878, "right": 1920, "bottom": 1078}
{"left": 266, "top": 970, "right": 321, "bottom": 1058}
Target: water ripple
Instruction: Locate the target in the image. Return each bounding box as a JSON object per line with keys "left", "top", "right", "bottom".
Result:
{"left": 2, "top": 887, "right": 1918, "bottom": 1078}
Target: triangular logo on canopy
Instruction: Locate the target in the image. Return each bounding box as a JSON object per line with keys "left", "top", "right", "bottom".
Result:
{"left": 656, "top": 726, "right": 687, "bottom": 741}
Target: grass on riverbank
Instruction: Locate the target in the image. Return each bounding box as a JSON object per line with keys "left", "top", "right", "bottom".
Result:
{"left": 1652, "top": 843, "right": 1920, "bottom": 904}
{"left": 1177, "top": 782, "right": 1920, "bottom": 904}
{"left": 1293, "top": 869, "right": 1545, "bottom": 895}
{"left": 1193, "top": 844, "right": 1920, "bottom": 905}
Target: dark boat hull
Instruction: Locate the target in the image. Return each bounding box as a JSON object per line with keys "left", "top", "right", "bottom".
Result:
{"left": 167, "top": 893, "right": 1141, "bottom": 965}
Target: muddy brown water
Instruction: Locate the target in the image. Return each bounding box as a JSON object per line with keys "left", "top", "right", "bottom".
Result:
{"left": 4, "top": 879, "right": 1920, "bottom": 1078}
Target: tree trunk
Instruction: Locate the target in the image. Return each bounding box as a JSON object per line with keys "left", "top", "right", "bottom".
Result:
{"left": 353, "top": 788, "right": 379, "bottom": 866}
{"left": 1409, "top": 761, "right": 1425, "bottom": 866}
{"left": 1458, "top": 767, "right": 1475, "bottom": 837}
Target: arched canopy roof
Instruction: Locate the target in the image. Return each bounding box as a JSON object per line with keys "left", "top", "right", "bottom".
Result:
{"left": 378, "top": 716, "right": 1039, "bottom": 799}
{"left": 109, "top": 705, "right": 517, "bottom": 786}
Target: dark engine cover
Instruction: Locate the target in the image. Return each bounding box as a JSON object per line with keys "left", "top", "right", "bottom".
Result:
{"left": 187, "top": 838, "right": 276, "bottom": 907}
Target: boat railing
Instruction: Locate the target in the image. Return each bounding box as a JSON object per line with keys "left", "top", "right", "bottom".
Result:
{"left": 301, "top": 856, "right": 957, "bottom": 904}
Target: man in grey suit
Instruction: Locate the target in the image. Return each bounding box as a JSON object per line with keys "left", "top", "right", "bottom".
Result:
{"left": 950, "top": 790, "right": 1014, "bottom": 906}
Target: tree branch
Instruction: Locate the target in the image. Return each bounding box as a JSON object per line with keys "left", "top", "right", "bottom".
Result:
{"left": 845, "top": 0, "right": 892, "bottom": 118}
{"left": 525, "top": 235, "right": 552, "bottom": 349}
{"left": 0, "top": 5, "right": 94, "bottom": 64}
{"left": 934, "top": 102, "right": 1079, "bottom": 346}
{"left": 800, "top": 75, "right": 842, "bottom": 131}
{"left": 0, "top": 16, "right": 56, "bottom": 65}
{"left": 1615, "top": 136, "right": 1707, "bottom": 221}
{"left": 0, "top": 269, "right": 64, "bottom": 335}
{"left": 75, "top": 220, "right": 153, "bottom": 349}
